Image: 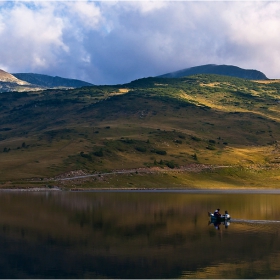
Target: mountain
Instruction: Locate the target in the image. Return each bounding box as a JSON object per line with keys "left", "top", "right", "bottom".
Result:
{"left": 0, "top": 69, "right": 42, "bottom": 93}
{"left": 0, "top": 74, "right": 279, "bottom": 189}
{"left": 0, "top": 69, "right": 30, "bottom": 85}
{"left": 157, "top": 64, "right": 268, "bottom": 80}
{"left": 13, "top": 73, "right": 93, "bottom": 88}
{"left": 0, "top": 69, "right": 93, "bottom": 93}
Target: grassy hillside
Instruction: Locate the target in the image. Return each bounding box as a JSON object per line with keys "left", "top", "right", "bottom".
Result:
{"left": 0, "top": 74, "right": 279, "bottom": 189}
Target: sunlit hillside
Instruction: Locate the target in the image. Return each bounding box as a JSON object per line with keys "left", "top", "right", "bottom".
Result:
{"left": 0, "top": 74, "right": 279, "bottom": 188}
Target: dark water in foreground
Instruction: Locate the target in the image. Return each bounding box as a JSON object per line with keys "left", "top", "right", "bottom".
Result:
{"left": 1, "top": 190, "right": 280, "bottom": 278}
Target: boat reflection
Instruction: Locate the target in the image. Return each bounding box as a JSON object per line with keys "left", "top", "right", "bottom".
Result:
{"left": 208, "top": 219, "right": 230, "bottom": 230}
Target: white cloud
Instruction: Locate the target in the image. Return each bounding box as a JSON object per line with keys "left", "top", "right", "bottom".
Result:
{"left": 0, "top": 2, "right": 67, "bottom": 71}
{"left": 66, "top": 2, "right": 102, "bottom": 30}
{"left": 120, "top": 1, "right": 167, "bottom": 13}
{"left": 1, "top": 1, "right": 280, "bottom": 83}
{"left": 217, "top": 2, "right": 280, "bottom": 78}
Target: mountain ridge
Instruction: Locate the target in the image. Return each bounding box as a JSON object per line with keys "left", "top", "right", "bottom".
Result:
{"left": 0, "top": 64, "right": 270, "bottom": 94}
{"left": 0, "top": 69, "right": 93, "bottom": 93}
{"left": 0, "top": 69, "right": 30, "bottom": 85}
{"left": 13, "top": 73, "right": 93, "bottom": 88}
{"left": 157, "top": 64, "right": 268, "bottom": 80}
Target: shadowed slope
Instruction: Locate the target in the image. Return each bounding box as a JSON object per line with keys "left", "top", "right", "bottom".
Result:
{"left": 13, "top": 73, "right": 93, "bottom": 88}
{"left": 157, "top": 64, "right": 268, "bottom": 80}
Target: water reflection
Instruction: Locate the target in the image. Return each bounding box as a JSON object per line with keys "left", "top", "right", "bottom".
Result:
{"left": 0, "top": 191, "right": 279, "bottom": 278}
{"left": 208, "top": 220, "right": 230, "bottom": 230}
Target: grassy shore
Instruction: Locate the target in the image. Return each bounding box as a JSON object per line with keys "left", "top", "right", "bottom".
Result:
{"left": 1, "top": 164, "right": 279, "bottom": 191}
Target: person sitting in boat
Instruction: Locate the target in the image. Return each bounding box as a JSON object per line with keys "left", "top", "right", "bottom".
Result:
{"left": 214, "top": 208, "right": 221, "bottom": 217}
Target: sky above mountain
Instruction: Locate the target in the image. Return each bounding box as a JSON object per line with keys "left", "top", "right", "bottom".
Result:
{"left": 0, "top": 1, "right": 280, "bottom": 85}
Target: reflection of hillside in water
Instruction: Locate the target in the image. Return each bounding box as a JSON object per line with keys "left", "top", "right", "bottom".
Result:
{"left": 181, "top": 251, "right": 280, "bottom": 279}
{"left": 0, "top": 192, "right": 279, "bottom": 278}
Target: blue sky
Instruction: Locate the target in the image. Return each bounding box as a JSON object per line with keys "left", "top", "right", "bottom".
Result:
{"left": 0, "top": 1, "right": 280, "bottom": 84}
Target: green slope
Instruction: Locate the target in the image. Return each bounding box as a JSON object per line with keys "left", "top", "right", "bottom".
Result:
{"left": 0, "top": 74, "right": 279, "bottom": 188}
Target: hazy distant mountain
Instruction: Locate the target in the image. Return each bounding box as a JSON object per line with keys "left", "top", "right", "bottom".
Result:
{"left": 0, "top": 69, "right": 41, "bottom": 93}
{"left": 0, "top": 69, "right": 94, "bottom": 93}
{"left": 0, "top": 69, "right": 30, "bottom": 85}
{"left": 157, "top": 64, "right": 268, "bottom": 80}
{"left": 13, "top": 73, "right": 93, "bottom": 88}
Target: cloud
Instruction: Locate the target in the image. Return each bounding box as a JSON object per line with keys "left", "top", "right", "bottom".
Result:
{"left": 66, "top": 1, "right": 102, "bottom": 30}
{"left": 0, "top": 1, "right": 280, "bottom": 84}
{"left": 0, "top": 2, "right": 67, "bottom": 70}
{"left": 220, "top": 2, "right": 280, "bottom": 76}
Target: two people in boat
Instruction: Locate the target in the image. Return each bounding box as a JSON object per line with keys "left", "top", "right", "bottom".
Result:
{"left": 209, "top": 208, "right": 230, "bottom": 230}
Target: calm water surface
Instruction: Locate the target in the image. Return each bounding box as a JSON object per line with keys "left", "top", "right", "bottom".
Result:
{"left": 0, "top": 190, "right": 280, "bottom": 278}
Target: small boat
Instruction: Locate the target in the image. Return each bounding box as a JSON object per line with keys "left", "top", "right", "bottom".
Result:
{"left": 208, "top": 210, "right": 231, "bottom": 222}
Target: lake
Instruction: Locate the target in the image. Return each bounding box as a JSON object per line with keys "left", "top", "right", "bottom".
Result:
{"left": 0, "top": 189, "right": 280, "bottom": 278}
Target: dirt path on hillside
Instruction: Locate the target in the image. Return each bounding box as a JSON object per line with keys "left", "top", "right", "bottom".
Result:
{"left": 51, "top": 164, "right": 229, "bottom": 182}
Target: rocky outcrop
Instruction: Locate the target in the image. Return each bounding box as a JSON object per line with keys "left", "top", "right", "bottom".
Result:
{"left": 0, "top": 69, "right": 30, "bottom": 85}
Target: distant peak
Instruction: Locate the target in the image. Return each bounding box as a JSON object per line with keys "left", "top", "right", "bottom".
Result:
{"left": 157, "top": 64, "right": 268, "bottom": 80}
{"left": 0, "top": 69, "right": 30, "bottom": 85}
{"left": 12, "top": 72, "right": 93, "bottom": 88}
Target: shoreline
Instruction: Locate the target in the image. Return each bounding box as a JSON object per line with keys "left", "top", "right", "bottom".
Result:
{"left": 1, "top": 187, "right": 280, "bottom": 194}
{"left": 1, "top": 163, "right": 279, "bottom": 192}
